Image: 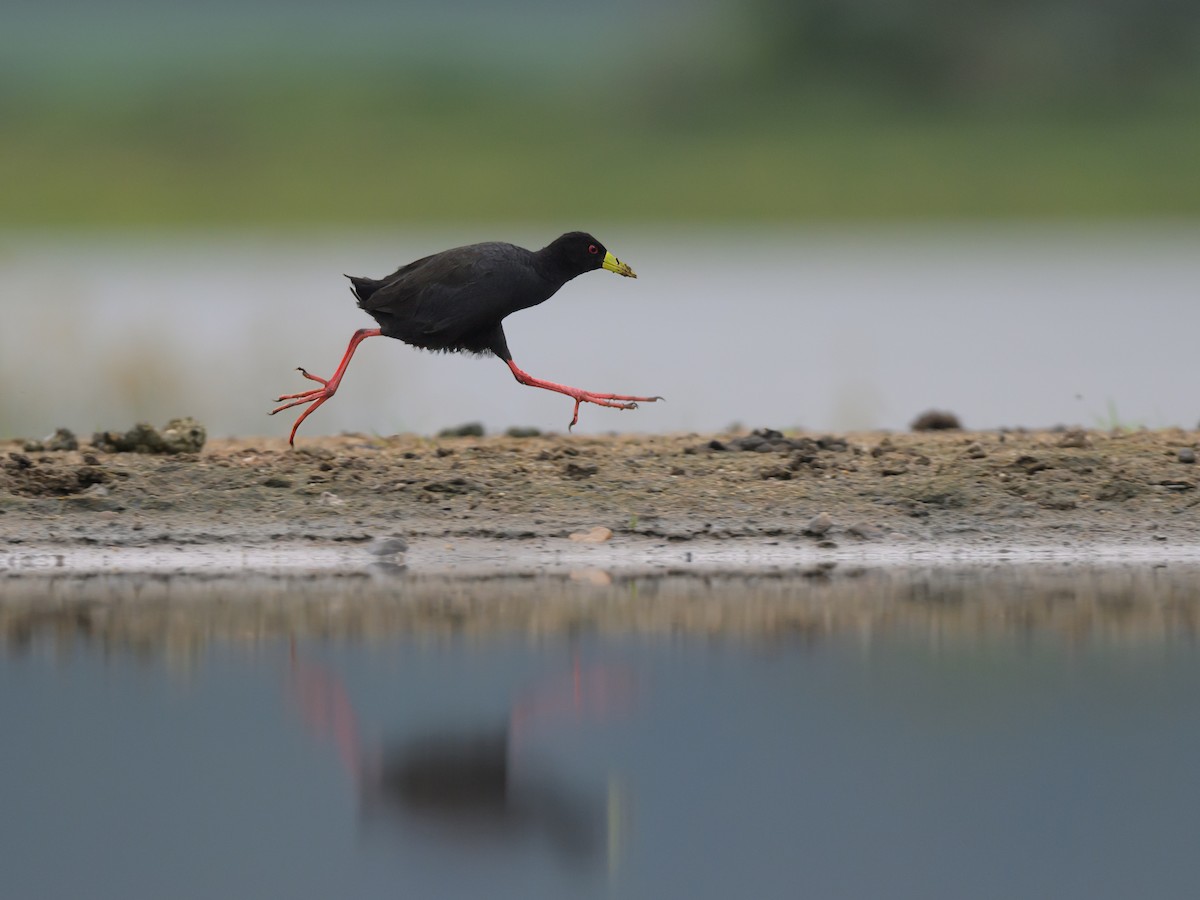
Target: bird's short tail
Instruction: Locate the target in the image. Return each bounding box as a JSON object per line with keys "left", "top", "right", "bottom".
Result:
{"left": 346, "top": 274, "right": 383, "bottom": 304}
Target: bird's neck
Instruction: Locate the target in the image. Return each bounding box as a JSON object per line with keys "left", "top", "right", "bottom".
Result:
{"left": 531, "top": 246, "right": 580, "bottom": 289}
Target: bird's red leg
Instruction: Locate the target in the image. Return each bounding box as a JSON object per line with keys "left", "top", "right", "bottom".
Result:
{"left": 270, "top": 328, "right": 381, "bottom": 446}
{"left": 505, "top": 359, "right": 663, "bottom": 428}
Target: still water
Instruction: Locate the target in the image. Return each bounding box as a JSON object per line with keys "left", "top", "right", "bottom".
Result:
{"left": 3, "top": 565, "right": 1200, "bottom": 899}
{"left": 2, "top": 225, "right": 1198, "bottom": 438}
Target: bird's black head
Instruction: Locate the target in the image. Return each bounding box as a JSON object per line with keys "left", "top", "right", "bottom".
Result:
{"left": 543, "top": 232, "right": 637, "bottom": 279}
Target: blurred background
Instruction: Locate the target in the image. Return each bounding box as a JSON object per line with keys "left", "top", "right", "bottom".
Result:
{"left": 2, "top": 0, "right": 1198, "bottom": 438}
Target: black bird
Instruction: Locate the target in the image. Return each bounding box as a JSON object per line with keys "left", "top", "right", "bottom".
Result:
{"left": 271, "top": 232, "right": 662, "bottom": 445}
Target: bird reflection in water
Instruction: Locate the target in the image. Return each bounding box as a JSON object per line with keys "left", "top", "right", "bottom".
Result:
{"left": 287, "top": 639, "right": 634, "bottom": 866}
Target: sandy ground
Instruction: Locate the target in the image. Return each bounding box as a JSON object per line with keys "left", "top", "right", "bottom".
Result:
{"left": 2, "top": 426, "right": 1197, "bottom": 553}
{"left": 4, "top": 425, "right": 1199, "bottom": 645}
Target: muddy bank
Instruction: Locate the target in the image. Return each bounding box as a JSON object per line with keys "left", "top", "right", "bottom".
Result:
{"left": 2, "top": 427, "right": 1197, "bottom": 555}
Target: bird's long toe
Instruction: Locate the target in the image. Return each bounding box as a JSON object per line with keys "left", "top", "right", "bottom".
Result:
{"left": 297, "top": 367, "right": 329, "bottom": 386}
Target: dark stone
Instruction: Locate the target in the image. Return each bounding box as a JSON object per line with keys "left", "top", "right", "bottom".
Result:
{"left": 437, "top": 422, "right": 485, "bottom": 438}
{"left": 7, "top": 452, "right": 34, "bottom": 470}
{"left": 423, "top": 478, "right": 474, "bottom": 494}
{"left": 1158, "top": 480, "right": 1195, "bottom": 492}
{"left": 910, "top": 410, "right": 962, "bottom": 431}
{"left": 91, "top": 418, "right": 205, "bottom": 454}
{"left": 1179, "top": 448, "right": 1197, "bottom": 464}
{"left": 564, "top": 463, "right": 598, "bottom": 479}
{"left": 23, "top": 428, "right": 78, "bottom": 453}
{"left": 1012, "top": 455, "right": 1051, "bottom": 475}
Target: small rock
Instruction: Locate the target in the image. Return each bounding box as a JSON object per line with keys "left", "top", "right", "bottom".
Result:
{"left": 911, "top": 410, "right": 961, "bottom": 431}
{"left": 263, "top": 476, "right": 293, "bottom": 488}
{"left": 422, "top": 477, "right": 473, "bottom": 494}
{"left": 318, "top": 491, "right": 345, "bottom": 506}
{"left": 1179, "top": 448, "right": 1197, "bottom": 464}
{"left": 437, "top": 422, "right": 485, "bottom": 438}
{"left": 1057, "top": 429, "right": 1092, "bottom": 449}
{"left": 564, "top": 462, "right": 598, "bottom": 479}
{"left": 23, "top": 427, "right": 78, "bottom": 452}
{"left": 805, "top": 512, "right": 833, "bottom": 536}
{"left": 160, "top": 417, "right": 206, "bottom": 453}
{"left": 367, "top": 535, "right": 408, "bottom": 556}
{"left": 848, "top": 522, "right": 885, "bottom": 540}
{"left": 92, "top": 418, "right": 205, "bottom": 454}
{"left": 817, "top": 436, "right": 848, "bottom": 452}
{"left": 7, "top": 452, "right": 34, "bottom": 470}
{"left": 760, "top": 466, "right": 792, "bottom": 480}
{"left": 965, "top": 442, "right": 987, "bottom": 459}
{"left": 505, "top": 426, "right": 542, "bottom": 438}
{"left": 1013, "top": 455, "right": 1050, "bottom": 475}
{"left": 1158, "top": 480, "right": 1195, "bottom": 492}
{"left": 570, "top": 526, "right": 613, "bottom": 543}
{"left": 706, "top": 439, "right": 728, "bottom": 451}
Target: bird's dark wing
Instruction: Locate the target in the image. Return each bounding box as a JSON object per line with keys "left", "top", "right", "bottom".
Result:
{"left": 355, "top": 243, "right": 545, "bottom": 354}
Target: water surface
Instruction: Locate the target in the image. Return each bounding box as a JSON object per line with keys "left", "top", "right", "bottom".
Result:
{"left": 3, "top": 565, "right": 1200, "bottom": 899}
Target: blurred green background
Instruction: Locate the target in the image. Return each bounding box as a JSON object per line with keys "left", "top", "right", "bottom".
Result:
{"left": 5, "top": 0, "right": 1199, "bottom": 228}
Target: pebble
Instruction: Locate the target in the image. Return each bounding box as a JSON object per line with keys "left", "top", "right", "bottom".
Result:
{"left": 848, "top": 522, "right": 885, "bottom": 541}
{"left": 1057, "top": 429, "right": 1092, "bottom": 449}
{"left": 23, "top": 427, "right": 78, "bottom": 452}
{"left": 569, "top": 526, "right": 613, "bottom": 543}
{"left": 437, "top": 422, "right": 485, "bottom": 438}
{"left": 367, "top": 535, "right": 409, "bottom": 556}
{"left": 91, "top": 417, "right": 206, "bottom": 454}
{"left": 1179, "top": 448, "right": 1197, "bottom": 464}
{"left": 910, "top": 410, "right": 961, "bottom": 431}
{"left": 805, "top": 512, "right": 833, "bottom": 536}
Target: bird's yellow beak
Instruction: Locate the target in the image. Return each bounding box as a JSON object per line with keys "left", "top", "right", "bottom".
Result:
{"left": 602, "top": 251, "right": 636, "bottom": 278}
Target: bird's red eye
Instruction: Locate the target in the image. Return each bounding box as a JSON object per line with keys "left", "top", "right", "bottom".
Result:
{"left": 588, "top": 244, "right": 598, "bottom": 254}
